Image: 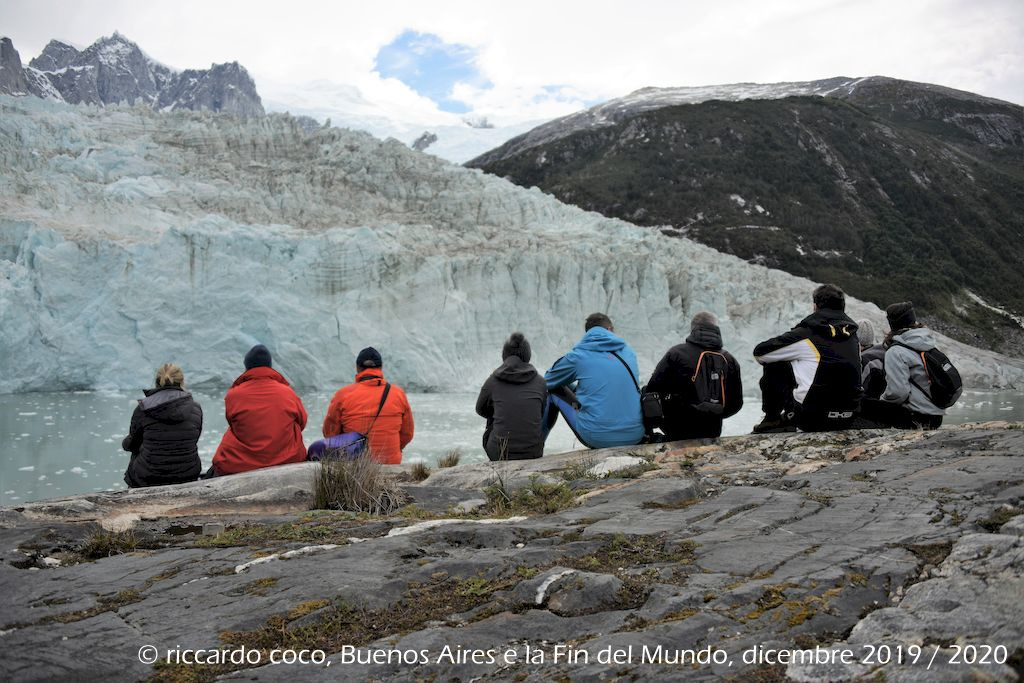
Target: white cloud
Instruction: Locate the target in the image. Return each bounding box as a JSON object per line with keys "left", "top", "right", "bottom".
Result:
{"left": 1, "top": 0, "right": 1021, "bottom": 126}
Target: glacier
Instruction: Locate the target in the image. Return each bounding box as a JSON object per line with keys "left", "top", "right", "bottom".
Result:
{"left": 2, "top": 94, "right": 1022, "bottom": 396}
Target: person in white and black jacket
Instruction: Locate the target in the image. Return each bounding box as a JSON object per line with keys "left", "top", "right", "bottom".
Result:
{"left": 752, "top": 284, "right": 863, "bottom": 433}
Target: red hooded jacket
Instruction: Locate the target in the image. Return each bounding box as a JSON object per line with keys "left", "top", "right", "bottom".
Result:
{"left": 323, "top": 368, "right": 414, "bottom": 464}
{"left": 213, "top": 366, "right": 308, "bottom": 474}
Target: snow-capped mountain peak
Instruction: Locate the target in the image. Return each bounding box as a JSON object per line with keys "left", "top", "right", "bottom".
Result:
{"left": 5, "top": 34, "right": 262, "bottom": 116}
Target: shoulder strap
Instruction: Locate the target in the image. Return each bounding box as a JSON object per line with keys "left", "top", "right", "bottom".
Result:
{"left": 365, "top": 383, "right": 392, "bottom": 434}
{"left": 691, "top": 350, "right": 727, "bottom": 382}
{"left": 888, "top": 342, "right": 931, "bottom": 395}
{"left": 610, "top": 351, "right": 641, "bottom": 393}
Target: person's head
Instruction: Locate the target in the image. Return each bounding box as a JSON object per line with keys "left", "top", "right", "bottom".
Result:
{"left": 584, "top": 312, "right": 614, "bottom": 332}
{"left": 886, "top": 302, "right": 918, "bottom": 332}
{"left": 690, "top": 311, "right": 719, "bottom": 330}
{"left": 356, "top": 346, "right": 383, "bottom": 371}
{"left": 244, "top": 344, "right": 272, "bottom": 370}
{"left": 857, "top": 319, "right": 875, "bottom": 350}
{"left": 502, "top": 332, "right": 532, "bottom": 363}
{"left": 812, "top": 284, "right": 845, "bottom": 312}
{"left": 155, "top": 363, "right": 184, "bottom": 389}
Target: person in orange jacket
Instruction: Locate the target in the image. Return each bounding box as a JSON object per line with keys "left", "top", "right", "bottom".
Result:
{"left": 322, "top": 347, "right": 414, "bottom": 464}
{"left": 212, "top": 345, "right": 308, "bottom": 475}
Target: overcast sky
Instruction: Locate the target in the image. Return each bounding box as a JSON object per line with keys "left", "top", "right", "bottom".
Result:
{"left": 2, "top": 0, "right": 1021, "bottom": 125}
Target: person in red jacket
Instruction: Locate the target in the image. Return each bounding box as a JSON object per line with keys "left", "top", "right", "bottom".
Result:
{"left": 212, "top": 345, "right": 308, "bottom": 475}
{"left": 322, "top": 347, "right": 414, "bottom": 464}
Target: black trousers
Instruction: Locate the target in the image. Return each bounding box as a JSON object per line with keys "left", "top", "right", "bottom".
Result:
{"left": 859, "top": 398, "right": 943, "bottom": 430}
{"left": 760, "top": 363, "right": 797, "bottom": 418}
{"left": 759, "top": 363, "right": 855, "bottom": 432}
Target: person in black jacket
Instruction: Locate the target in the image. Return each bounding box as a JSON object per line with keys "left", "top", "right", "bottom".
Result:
{"left": 646, "top": 311, "right": 743, "bottom": 440}
{"left": 475, "top": 332, "right": 547, "bottom": 460}
{"left": 752, "top": 284, "right": 862, "bottom": 433}
{"left": 122, "top": 363, "right": 203, "bottom": 487}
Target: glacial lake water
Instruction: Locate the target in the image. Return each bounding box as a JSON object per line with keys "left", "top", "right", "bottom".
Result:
{"left": 1, "top": 389, "right": 1021, "bottom": 506}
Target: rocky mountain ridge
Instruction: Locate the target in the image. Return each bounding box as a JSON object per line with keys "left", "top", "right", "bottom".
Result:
{"left": 0, "top": 33, "right": 263, "bottom": 116}
{"left": 468, "top": 77, "right": 1024, "bottom": 356}
{"left": 469, "top": 76, "right": 1020, "bottom": 167}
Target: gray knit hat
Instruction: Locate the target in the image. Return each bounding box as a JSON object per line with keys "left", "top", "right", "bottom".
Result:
{"left": 857, "top": 319, "right": 875, "bottom": 348}
{"left": 502, "top": 332, "right": 532, "bottom": 363}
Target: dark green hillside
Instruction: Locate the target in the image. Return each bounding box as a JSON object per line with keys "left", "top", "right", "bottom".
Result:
{"left": 470, "top": 92, "right": 1024, "bottom": 356}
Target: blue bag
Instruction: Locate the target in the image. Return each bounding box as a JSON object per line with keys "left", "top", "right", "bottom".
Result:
{"left": 307, "top": 383, "right": 391, "bottom": 461}
{"left": 307, "top": 432, "right": 368, "bottom": 461}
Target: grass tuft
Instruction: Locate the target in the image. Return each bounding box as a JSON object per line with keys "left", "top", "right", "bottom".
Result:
{"left": 484, "top": 474, "right": 577, "bottom": 515}
{"left": 78, "top": 529, "right": 139, "bottom": 560}
{"left": 437, "top": 449, "right": 462, "bottom": 468}
{"left": 312, "top": 457, "right": 409, "bottom": 515}
{"left": 409, "top": 462, "right": 431, "bottom": 481}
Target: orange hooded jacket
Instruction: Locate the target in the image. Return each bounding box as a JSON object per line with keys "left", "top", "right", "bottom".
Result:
{"left": 213, "top": 366, "right": 308, "bottom": 474}
{"left": 322, "top": 368, "right": 414, "bottom": 464}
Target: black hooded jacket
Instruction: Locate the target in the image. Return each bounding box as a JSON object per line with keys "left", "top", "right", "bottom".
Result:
{"left": 754, "top": 308, "right": 862, "bottom": 425}
{"left": 122, "top": 386, "right": 203, "bottom": 487}
{"left": 646, "top": 323, "right": 743, "bottom": 439}
{"left": 475, "top": 356, "right": 547, "bottom": 460}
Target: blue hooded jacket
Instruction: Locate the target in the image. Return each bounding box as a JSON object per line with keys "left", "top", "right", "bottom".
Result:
{"left": 545, "top": 326, "right": 645, "bottom": 448}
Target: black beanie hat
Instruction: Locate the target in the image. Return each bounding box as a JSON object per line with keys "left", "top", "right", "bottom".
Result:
{"left": 886, "top": 302, "right": 917, "bottom": 332}
{"left": 244, "top": 344, "right": 272, "bottom": 370}
{"left": 356, "top": 347, "right": 383, "bottom": 369}
{"left": 502, "top": 332, "right": 532, "bottom": 363}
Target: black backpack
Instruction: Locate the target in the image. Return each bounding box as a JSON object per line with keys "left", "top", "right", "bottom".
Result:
{"left": 894, "top": 343, "right": 962, "bottom": 409}
{"left": 691, "top": 351, "right": 729, "bottom": 415}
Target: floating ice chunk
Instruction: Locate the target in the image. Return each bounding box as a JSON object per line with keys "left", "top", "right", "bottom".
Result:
{"left": 18, "top": 466, "right": 35, "bottom": 472}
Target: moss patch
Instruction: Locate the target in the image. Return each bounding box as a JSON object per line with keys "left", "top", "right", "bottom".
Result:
{"left": 641, "top": 497, "right": 700, "bottom": 510}
{"left": 75, "top": 529, "right": 140, "bottom": 561}
{"left": 41, "top": 589, "right": 143, "bottom": 625}
{"left": 902, "top": 541, "right": 953, "bottom": 567}
{"left": 237, "top": 578, "right": 279, "bottom": 596}
{"left": 977, "top": 506, "right": 1023, "bottom": 532}
{"left": 741, "top": 583, "right": 796, "bottom": 622}
{"left": 194, "top": 520, "right": 356, "bottom": 548}
{"left": 150, "top": 571, "right": 529, "bottom": 682}
{"left": 563, "top": 533, "right": 697, "bottom": 577}
{"left": 484, "top": 475, "right": 577, "bottom": 515}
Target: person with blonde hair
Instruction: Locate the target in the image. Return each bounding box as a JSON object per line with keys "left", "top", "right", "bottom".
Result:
{"left": 122, "top": 363, "right": 203, "bottom": 487}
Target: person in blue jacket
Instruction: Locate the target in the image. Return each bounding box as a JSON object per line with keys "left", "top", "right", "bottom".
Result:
{"left": 542, "top": 313, "right": 645, "bottom": 448}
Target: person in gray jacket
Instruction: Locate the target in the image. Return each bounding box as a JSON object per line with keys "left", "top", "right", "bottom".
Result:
{"left": 475, "top": 332, "right": 548, "bottom": 460}
{"left": 857, "top": 318, "right": 887, "bottom": 399}
{"left": 859, "top": 302, "right": 944, "bottom": 429}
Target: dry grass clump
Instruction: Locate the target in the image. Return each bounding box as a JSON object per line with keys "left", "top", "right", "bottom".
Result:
{"left": 409, "top": 462, "right": 431, "bottom": 481}
{"left": 78, "top": 529, "right": 139, "bottom": 560}
{"left": 484, "top": 474, "right": 577, "bottom": 515}
{"left": 437, "top": 448, "right": 462, "bottom": 468}
{"left": 312, "top": 456, "right": 409, "bottom": 515}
